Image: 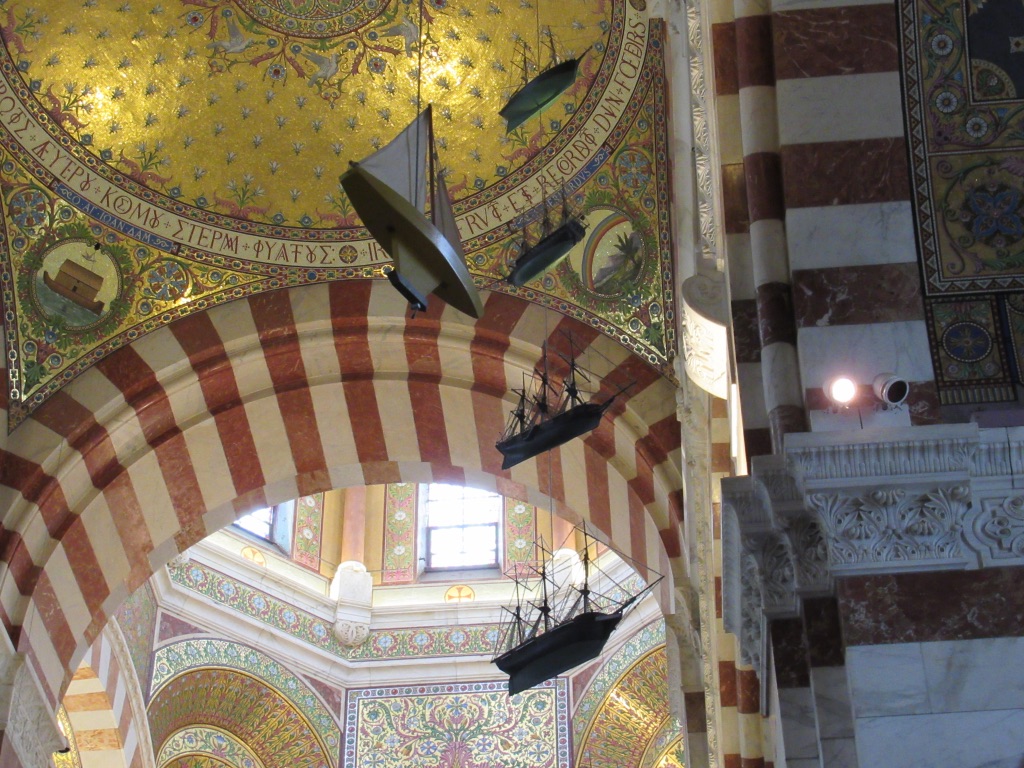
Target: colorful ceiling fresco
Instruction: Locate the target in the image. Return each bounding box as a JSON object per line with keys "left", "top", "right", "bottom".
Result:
{"left": 343, "top": 679, "right": 569, "bottom": 768}
{"left": 571, "top": 618, "right": 663, "bottom": 746}
{"left": 167, "top": 558, "right": 502, "bottom": 659}
{"left": 902, "top": 0, "right": 1024, "bottom": 403}
{"left": 0, "top": 0, "right": 676, "bottom": 428}
{"left": 157, "top": 726, "right": 266, "bottom": 768}
{"left": 575, "top": 645, "right": 679, "bottom": 768}
{"left": 152, "top": 639, "right": 341, "bottom": 752}
{"left": 148, "top": 667, "right": 334, "bottom": 768}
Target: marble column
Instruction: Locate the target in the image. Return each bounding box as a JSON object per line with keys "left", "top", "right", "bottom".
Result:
{"left": 802, "top": 598, "right": 856, "bottom": 768}
{"left": 733, "top": 0, "right": 806, "bottom": 453}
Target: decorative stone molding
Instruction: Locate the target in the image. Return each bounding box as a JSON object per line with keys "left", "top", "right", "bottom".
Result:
{"left": 331, "top": 561, "right": 372, "bottom": 647}
{"left": 104, "top": 622, "right": 157, "bottom": 768}
{"left": 968, "top": 494, "right": 1024, "bottom": 565}
{"left": 0, "top": 650, "right": 65, "bottom": 766}
{"left": 681, "top": 273, "right": 728, "bottom": 399}
{"left": 806, "top": 486, "right": 971, "bottom": 573}
{"left": 782, "top": 516, "right": 831, "bottom": 596}
{"left": 738, "top": 553, "right": 763, "bottom": 671}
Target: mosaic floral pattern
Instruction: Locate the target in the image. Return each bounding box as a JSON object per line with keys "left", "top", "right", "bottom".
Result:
{"left": 503, "top": 497, "right": 537, "bottom": 577}
{"left": 575, "top": 647, "right": 674, "bottom": 768}
{"left": 168, "top": 559, "right": 501, "bottom": 659}
{"left": 641, "top": 719, "right": 684, "bottom": 768}
{"left": 382, "top": 483, "right": 417, "bottom": 584}
{"left": 343, "top": 680, "right": 569, "bottom": 768}
{"left": 925, "top": 295, "right": 1015, "bottom": 403}
{"left": 292, "top": 493, "right": 324, "bottom": 569}
{"left": 53, "top": 705, "right": 81, "bottom": 768}
{"left": 149, "top": 668, "right": 333, "bottom": 768}
{"left": 571, "top": 619, "right": 664, "bottom": 744}
{"left": 114, "top": 581, "right": 158, "bottom": 692}
{"left": 157, "top": 726, "right": 265, "bottom": 768}
{"left": 152, "top": 639, "right": 340, "bottom": 751}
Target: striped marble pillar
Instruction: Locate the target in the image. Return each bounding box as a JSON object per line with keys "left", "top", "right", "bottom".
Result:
{"left": 735, "top": 666, "right": 765, "bottom": 768}
{"left": 769, "top": 617, "right": 819, "bottom": 768}
{"left": 734, "top": 0, "right": 807, "bottom": 453}
{"left": 774, "top": 0, "right": 940, "bottom": 422}
{"left": 803, "top": 597, "right": 857, "bottom": 767}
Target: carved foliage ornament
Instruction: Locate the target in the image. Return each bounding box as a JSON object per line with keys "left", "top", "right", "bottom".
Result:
{"left": 973, "top": 494, "right": 1024, "bottom": 561}
{"left": 808, "top": 485, "right": 970, "bottom": 568}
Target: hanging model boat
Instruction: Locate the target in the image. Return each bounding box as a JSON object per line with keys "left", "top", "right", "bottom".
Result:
{"left": 340, "top": 105, "right": 484, "bottom": 319}
{"left": 496, "top": 338, "right": 625, "bottom": 470}
{"left": 506, "top": 186, "right": 586, "bottom": 287}
{"left": 493, "top": 525, "right": 660, "bottom": 695}
{"left": 499, "top": 36, "right": 589, "bottom": 133}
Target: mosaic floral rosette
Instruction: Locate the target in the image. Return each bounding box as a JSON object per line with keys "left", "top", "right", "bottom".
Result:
{"left": 292, "top": 493, "right": 324, "bottom": 570}
{"left": 382, "top": 483, "right": 416, "bottom": 584}
{"left": 156, "top": 726, "right": 264, "bottom": 768}
{"left": 343, "top": 680, "right": 569, "bottom": 768}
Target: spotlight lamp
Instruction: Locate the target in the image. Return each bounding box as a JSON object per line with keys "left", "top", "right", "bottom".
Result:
{"left": 825, "top": 376, "right": 858, "bottom": 409}
{"left": 873, "top": 372, "right": 909, "bottom": 409}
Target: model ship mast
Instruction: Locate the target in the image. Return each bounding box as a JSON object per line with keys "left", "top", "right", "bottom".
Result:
{"left": 499, "top": 28, "right": 589, "bottom": 133}
{"left": 493, "top": 524, "right": 661, "bottom": 695}
{"left": 506, "top": 184, "right": 586, "bottom": 288}
{"left": 496, "top": 335, "right": 628, "bottom": 470}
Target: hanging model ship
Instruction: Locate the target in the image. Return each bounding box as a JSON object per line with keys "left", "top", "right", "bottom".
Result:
{"left": 492, "top": 525, "right": 660, "bottom": 695}
{"left": 506, "top": 186, "right": 586, "bottom": 287}
{"left": 496, "top": 338, "right": 626, "bottom": 470}
{"left": 499, "top": 34, "right": 590, "bottom": 133}
{"left": 340, "top": 105, "right": 484, "bottom": 319}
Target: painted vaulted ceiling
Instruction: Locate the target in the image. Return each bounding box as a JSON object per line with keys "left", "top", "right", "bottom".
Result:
{"left": 0, "top": 0, "right": 676, "bottom": 427}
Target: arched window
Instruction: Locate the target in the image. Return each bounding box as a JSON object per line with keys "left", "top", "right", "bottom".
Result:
{"left": 420, "top": 483, "right": 503, "bottom": 570}
{"left": 233, "top": 499, "right": 296, "bottom": 555}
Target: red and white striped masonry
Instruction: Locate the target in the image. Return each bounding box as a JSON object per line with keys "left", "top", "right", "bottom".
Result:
{"left": 63, "top": 623, "right": 152, "bottom": 768}
{"left": 773, "top": 0, "right": 940, "bottom": 422}
{"left": 0, "top": 280, "right": 683, "bottom": 706}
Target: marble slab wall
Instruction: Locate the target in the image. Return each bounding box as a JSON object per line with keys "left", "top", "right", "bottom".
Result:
{"left": 847, "top": 637, "right": 1024, "bottom": 768}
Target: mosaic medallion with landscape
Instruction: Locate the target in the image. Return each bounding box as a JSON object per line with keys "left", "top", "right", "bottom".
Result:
{"left": 0, "top": 0, "right": 676, "bottom": 426}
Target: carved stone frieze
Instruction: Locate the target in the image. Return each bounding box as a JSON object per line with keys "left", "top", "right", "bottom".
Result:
{"left": 681, "top": 273, "right": 729, "bottom": 399}
{"left": 807, "top": 485, "right": 971, "bottom": 572}
{"left": 782, "top": 516, "right": 831, "bottom": 595}
{"left": 968, "top": 494, "right": 1024, "bottom": 565}
{"left": 1, "top": 654, "right": 65, "bottom": 766}
{"left": 758, "top": 533, "right": 797, "bottom": 618}
{"left": 738, "top": 553, "right": 763, "bottom": 671}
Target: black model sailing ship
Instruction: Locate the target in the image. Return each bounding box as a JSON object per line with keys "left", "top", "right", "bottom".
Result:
{"left": 499, "top": 35, "right": 589, "bottom": 133}
{"left": 340, "top": 106, "right": 484, "bottom": 319}
{"left": 492, "top": 526, "right": 660, "bottom": 695}
{"left": 506, "top": 187, "right": 586, "bottom": 287}
{"left": 496, "top": 340, "right": 624, "bottom": 470}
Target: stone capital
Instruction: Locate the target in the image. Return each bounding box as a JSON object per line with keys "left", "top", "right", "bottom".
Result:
{"left": 0, "top": 640, "right": 65, "bottom": 767}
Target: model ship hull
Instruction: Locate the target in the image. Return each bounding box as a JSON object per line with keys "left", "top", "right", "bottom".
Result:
{"left": 500, "top": 58, "right": 582, "bottom": 133}
{"left": 507, "top": 218, "right": 586, "bottom": 287}
{"left": 495, "top": 609, "right": 624, "bottom": 696}
{"left": 497, "top": 399, "right": 611, "bottom": 470}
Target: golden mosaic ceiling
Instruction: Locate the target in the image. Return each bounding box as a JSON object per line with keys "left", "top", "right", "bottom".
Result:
{"left": 0, "top": 0, "right": 676, "bottom": 425}
{"left": 25, "top": 0, "right": 609, "bottom": 222}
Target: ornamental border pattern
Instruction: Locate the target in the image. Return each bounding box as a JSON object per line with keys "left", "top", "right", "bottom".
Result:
{"left": 168, "top": 560, "right": 501, "bottom": 660}
{"left": 151, "top": 638, "right": 341, "bottom": 754}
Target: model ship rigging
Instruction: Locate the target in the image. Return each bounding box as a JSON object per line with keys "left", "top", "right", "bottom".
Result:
{"left": 492, "top": 525, "right": 660, "bottom": 695}
{"left": 506, "top": 186, "right": 586, "bottom": 288}
{"left": 340, "top": 105, "right": 483, "bottom": 319}
{"left": 499, "top": 33, "right": 589, "bottom": 133}
{"left": 496, "top": 338, "right": 626, "bottom": 470}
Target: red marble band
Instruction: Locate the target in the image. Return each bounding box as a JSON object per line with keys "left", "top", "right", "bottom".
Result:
{"left": 769, "top": 405, "right": 808, "bottom": 454}
{"left": 685, "top": 691, "right": 709, "bottom": 733}
{"left": 744, "top": 428, "right": 772, "bottom": 459}
{"left": 713, "top": 22, "right": 739, "bottom": 96}
{"left": 839, "top": 567, "right": 1024, "bottom": 646}
{"left": 723, "top": 163, "right": 750, "bottom": 234}
{"left": 781, "top": 138, "right": 910, "bottom": 209}
{"left": 736, "top": 14, "right": 775, "bottom": 89}
{"left": 732, "top": 299, "right": 760, "bottom": 362}
{"left": 744, "top": 152, "right": 785, "bottom": 223}
{"left": 792, "top": 263, "right": 924, "bottom": 328}
{"left": 803, "top": 597, "right": 845, "bottom": 667}
{"left": 770, "top": 618, "right": 811, "bottom": 688}
{"left": 774, "top": 4, "right": 899, "bottom": 81}
{"left": 756, "top": 282, "right": 797, "bottom": 347}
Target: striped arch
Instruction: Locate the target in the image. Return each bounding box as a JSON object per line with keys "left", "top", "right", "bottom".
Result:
{"left": 0, "top": 280, "right": 684, "bottom": 706}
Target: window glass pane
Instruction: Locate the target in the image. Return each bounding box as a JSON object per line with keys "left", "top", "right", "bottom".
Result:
{"left": 429, "top": 525, "right": 498, "bottom": 569}
{"left": 422, "top": 483, "right": 503, "bottom": 569}
{"left": 235, "top": 507, "right": 273, "bottom": 540}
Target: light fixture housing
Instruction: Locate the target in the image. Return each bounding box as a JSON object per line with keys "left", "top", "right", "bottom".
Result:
{"left": 873, "top": 373, "right": 909, "bottom": 407}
